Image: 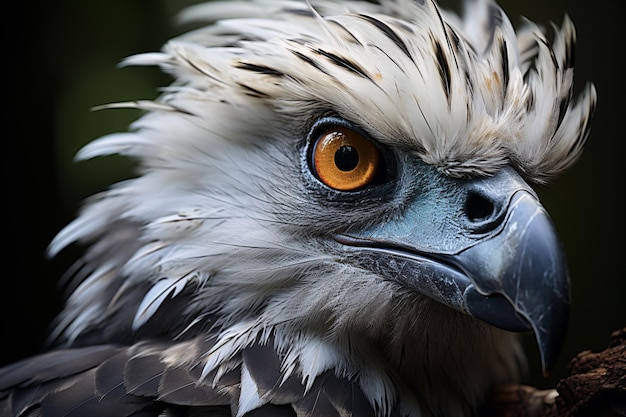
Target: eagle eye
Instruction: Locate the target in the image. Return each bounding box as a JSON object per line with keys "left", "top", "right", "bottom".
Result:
{"left": 310, "top": 125, "right": 382, "bottom": 191}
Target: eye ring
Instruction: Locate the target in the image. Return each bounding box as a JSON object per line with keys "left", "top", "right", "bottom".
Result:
{"left": 310, "top": 125, "right": 381, "bottom": 191}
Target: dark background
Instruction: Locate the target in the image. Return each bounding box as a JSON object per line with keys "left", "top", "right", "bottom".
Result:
{"left": 4, "top": 0, "right": 624, "bottom": 389}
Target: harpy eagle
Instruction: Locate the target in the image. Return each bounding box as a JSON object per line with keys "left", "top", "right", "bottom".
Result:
{"left": 0, "top": 0, "right": 596, "bottom": 416}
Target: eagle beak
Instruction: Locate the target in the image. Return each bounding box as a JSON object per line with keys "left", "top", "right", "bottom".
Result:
{"left": 334, "top": 167, "right": 570, "bottom": 373}
{"left": 456, "top": 190, "right": 570, "bottom": 373}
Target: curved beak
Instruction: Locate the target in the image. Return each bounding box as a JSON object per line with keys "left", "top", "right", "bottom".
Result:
{"left": 456, "top": 191, "right": 570, "bottom": 372}
{"left": 334, "top": 166, "right": 570, "bottom": 373}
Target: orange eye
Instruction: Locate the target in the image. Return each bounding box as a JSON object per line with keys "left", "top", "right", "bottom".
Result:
{"left": 312, "top": 126, "right": 381, "bottom": 191}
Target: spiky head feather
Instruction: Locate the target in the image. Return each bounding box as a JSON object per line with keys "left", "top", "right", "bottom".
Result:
{"left": 87, "top": 0, "right": 597, "bottom": 183}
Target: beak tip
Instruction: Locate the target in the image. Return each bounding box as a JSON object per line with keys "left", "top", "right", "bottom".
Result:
{"left": 534, "top": 302, "right": 570, "bottom": 375}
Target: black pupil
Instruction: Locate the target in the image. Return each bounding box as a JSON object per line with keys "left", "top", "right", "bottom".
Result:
{"left": 334, "top": 145, "right": 359, "bottom": 171}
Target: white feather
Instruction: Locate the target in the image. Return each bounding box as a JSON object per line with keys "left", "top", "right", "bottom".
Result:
{"left": 133, "top": 276, "right": 190, "bottom": 330}
{"left": 237, "top": 363, "right": 266, "bottom": 416}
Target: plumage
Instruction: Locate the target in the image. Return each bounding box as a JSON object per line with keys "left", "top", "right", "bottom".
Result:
{"left": 0, "top": 0, "right": 595, "bottom": 416}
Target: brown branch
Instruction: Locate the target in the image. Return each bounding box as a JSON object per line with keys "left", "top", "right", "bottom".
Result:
{"left": 483, "top": 327, "right": 626, "bottom": 417}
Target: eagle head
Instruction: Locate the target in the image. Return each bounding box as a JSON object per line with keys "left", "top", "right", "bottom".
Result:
{"left": 2, "top": 1, "right": 595, "bottom": 416}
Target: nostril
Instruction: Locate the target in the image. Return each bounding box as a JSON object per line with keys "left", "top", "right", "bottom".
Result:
{"left": 465, "top": 192, "right": 495, "bottom": 223}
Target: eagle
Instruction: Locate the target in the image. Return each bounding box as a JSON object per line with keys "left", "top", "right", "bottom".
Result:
{"left": 0, "top": 0, "right": 596, "bottom": 416}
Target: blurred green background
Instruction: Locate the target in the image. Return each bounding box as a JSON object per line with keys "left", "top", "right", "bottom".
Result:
{"left": 4, "top": 0, "right": 624, "bottom": 389}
